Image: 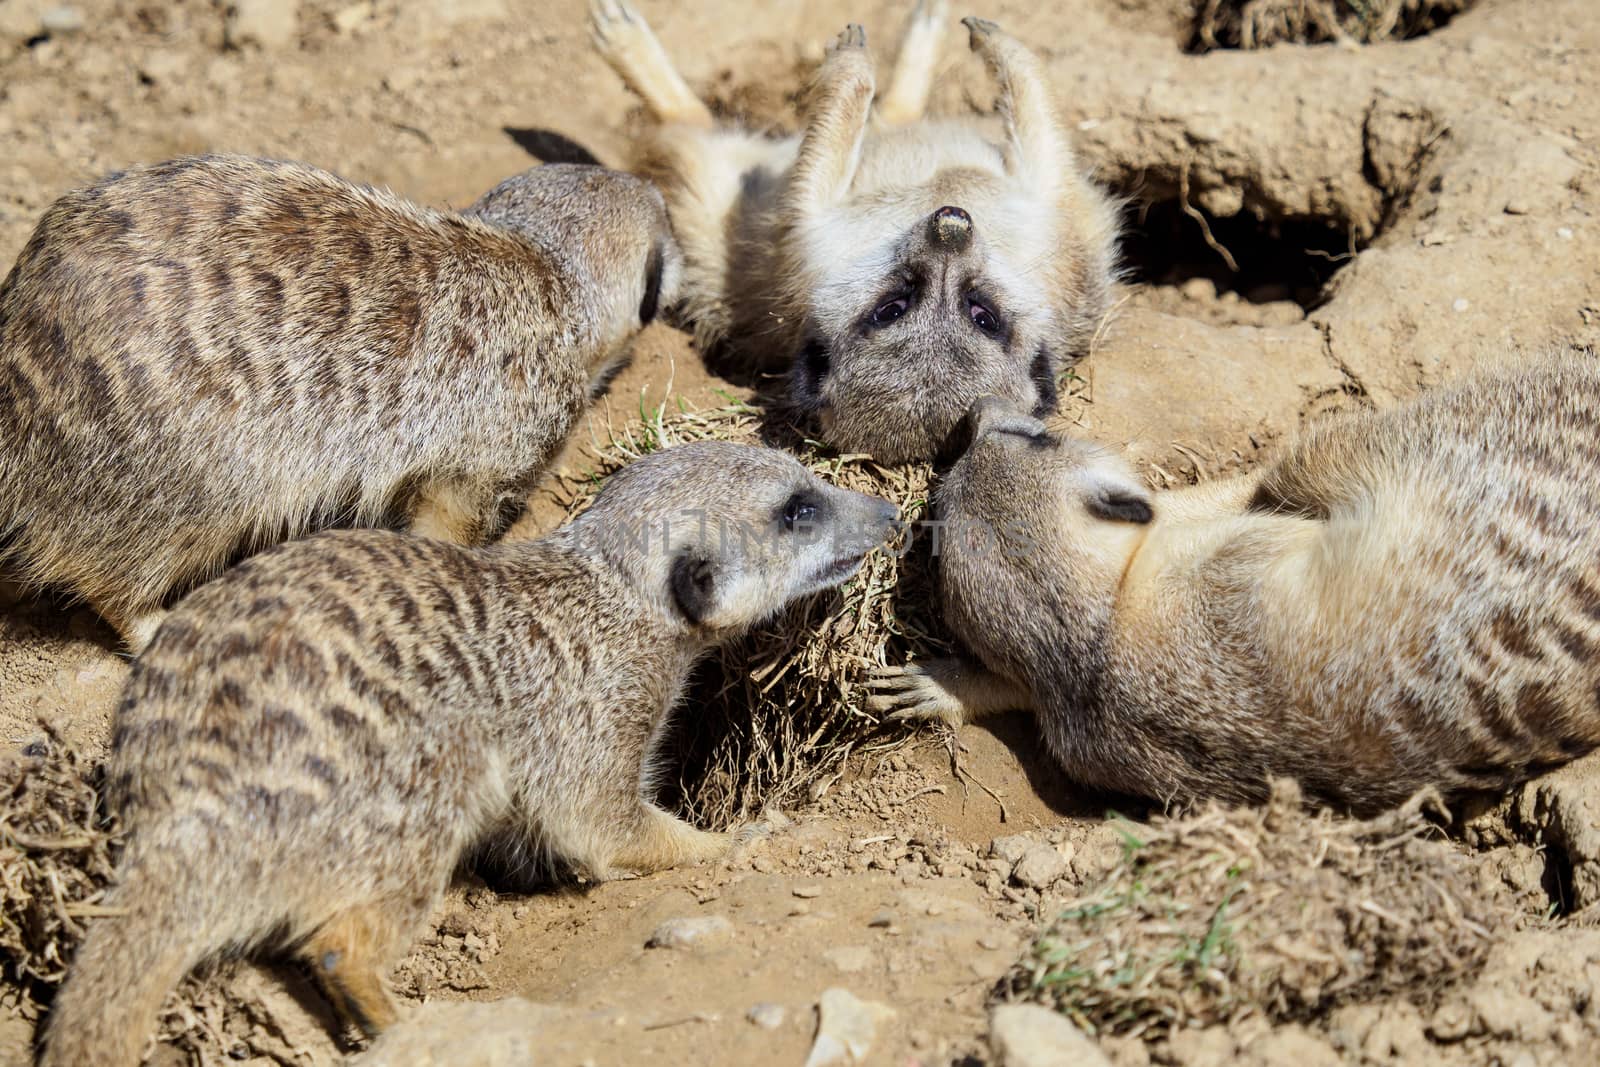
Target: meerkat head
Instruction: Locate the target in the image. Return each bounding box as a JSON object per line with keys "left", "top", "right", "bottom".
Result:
{"left": 466, "top": 163, "right": 684, "bottom": 393}
{"left": 568, "top": 441, "right": 900, "bottom": 635}
{"left": 933, "top": 397, "right": 1152, "bottom": 679}
{"left": 786, "top": 196, "right": 1084, "bottom": 464}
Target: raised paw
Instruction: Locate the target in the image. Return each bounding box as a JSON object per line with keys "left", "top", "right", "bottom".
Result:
{"left": 865, "top": 663, "right": 965, "bottom": 728}
{"left": 828, "top": 23, "right": 868, "bottom": 55}
{"left": 961, "top": 15, "right": 1001, "bottom": 48}
{"left": 590, "top": 0, "right": 644, "bottom": 55}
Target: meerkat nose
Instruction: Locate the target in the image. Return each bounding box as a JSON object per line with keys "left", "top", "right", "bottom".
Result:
{"left": 930, "top": 205, "right": 973, "bottom": 250}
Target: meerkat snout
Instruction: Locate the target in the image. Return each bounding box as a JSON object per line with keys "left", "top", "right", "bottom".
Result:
{"left": 929, "top": 205, "right": 973, "bottom": 250}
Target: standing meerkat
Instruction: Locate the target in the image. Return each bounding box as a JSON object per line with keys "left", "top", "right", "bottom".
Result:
{"left": 0, "top": 155, "right": 681, "bottom": 652}
{"left": 39, "top": 441, "right": 899, "bottom": 1067}
{"left": 590, "top": 0, "right": 1120, "bottom": 462}
{"left": 871, "top": 352, "right": 1600, "bottom": 813}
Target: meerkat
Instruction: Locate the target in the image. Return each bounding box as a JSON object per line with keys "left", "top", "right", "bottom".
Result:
{"left": 0, "top": 154, "right": 681, "bottom": 652}
{"left": 869, "top": 352, "right": 1600, "bottom": 814}
{"left": 39, "top": 441, "right": 899, "bottom": 1067}
{"left": 590, "top": 0, "right": 1120, "bottom": 463}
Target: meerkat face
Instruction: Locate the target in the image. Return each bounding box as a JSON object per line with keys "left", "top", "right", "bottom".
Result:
{"left": 788, "top": 200, "right": 1062, "bottom": 464}
{"left": 937, "top": 398, "right": 1152, "bottom": 596}
{"left": 466, "top": 163, "right": 684, "bottom": 395}
{"left": 573, "top": 441, "right": 900, "bottom": 634}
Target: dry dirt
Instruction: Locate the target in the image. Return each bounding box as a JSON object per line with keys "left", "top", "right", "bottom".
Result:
{"left": 3, "top": 0, "right": 1600, "bottom": 1064}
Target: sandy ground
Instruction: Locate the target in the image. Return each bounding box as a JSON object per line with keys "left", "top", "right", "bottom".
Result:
{"left": 3, "top": 0, "right": 1600, "bottom": 1063}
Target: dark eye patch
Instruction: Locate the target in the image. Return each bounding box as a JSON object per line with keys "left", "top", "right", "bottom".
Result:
{"left": 638, "top": 243, "right": 664, "bottom": 325}
{"left": 1030, "top": 345, "right": 1059, "bottom": 416}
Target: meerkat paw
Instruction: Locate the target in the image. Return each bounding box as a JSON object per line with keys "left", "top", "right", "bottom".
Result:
{"left": 828, "top": 23, "right": 868, "bottom": 55}
{"left": 590, "top": 0, "right": 712, "bottom": 126}
{"left": 961, "top": 15, "right": 1002, "bottom": 48}
{"left": 730, "top": 806, "right": 792, "bottom": 854}
{"left": 866, "top": 662, "right": 969, "bottom": 729}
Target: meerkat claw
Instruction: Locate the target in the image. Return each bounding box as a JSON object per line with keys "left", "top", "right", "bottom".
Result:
{"left": 829, "top": 23, "right": 868, "bottom": 55}
{"left": 962, "top": 15, "right": 999, "bottom": 46}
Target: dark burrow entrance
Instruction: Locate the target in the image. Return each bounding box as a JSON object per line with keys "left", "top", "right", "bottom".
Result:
{"left": 1117, "top": 196, "right": 1363, "bottom": 310}
{"left": 1187, "top": 0, "right": 1478, "bottom": 53}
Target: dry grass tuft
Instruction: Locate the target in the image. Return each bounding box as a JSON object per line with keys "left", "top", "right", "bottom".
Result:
{"left": 0, "top": 725, "right": 121, "bottom": 1017}
{"left": 554, "top": 394, "right": 950, "bottom": 828}
{"left": 1192, "top": 0, "right": 1473, "bottom": 50}
{"left": 1002, "top": 780, "right": 1504, "bottom": 1037}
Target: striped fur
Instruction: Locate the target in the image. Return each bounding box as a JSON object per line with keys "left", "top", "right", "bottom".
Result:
{"left": 874, "top": 351, "right": 1600, "bottom": 814}
{"left": 0, "top": 155, "right": 679, "bottom": 649}
{"left": 40, "top": 442, "right": 898, "bottom": 1067}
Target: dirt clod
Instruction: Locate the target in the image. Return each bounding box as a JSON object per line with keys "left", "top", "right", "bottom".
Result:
{"left": 1002, "top": 781, "right": 1505, "bottom": 1038}
{"left": 0, "top": 726, "right": 119, "bottom": 1016}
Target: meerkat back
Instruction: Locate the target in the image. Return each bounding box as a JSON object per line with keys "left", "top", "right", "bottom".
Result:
{"left": 0, "top": 154, "right": 678, "bottom": 650}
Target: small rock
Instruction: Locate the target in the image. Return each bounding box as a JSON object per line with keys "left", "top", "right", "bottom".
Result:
{"left": 1469, "top": 988, "right": 1555, "bottom": 1042}
{"left": 646, "top": 915, "right": 733, "bottom": 950}
{"left": 1427, "top": 998, "right": 1473, "bottom": 1042}
{"left": 1012, "top": 844, "right": 1069, "bottom": 889}
{"left": 747, "top": 1003, "right": 786, "bottom": 1030}
{"left": 1163, "top": 1027, "right": 1237, "bottom": 1066}
{"left": 1558, "top": 227, "right": 1575, "bottom": 240}
{"left": 332, "top": 0, "right": 376, "bottom": 34}
{"left": 990, "top": 834, "right": 1034, "bottom": 866}
{"left": 989, "top": 1004, "right": 1111, "bottom": 1067}
{"left": 792, "top": 884, "right": 822, "bottom": 899}
{"left": 1505, "top": 199, "right": 1530, "bottom": 215}
{"left": 867, "top": 910, "right": 894, "bottom": 928}
{"left": 1451, "top": 297, "right": 1470, "bottom": 312}
{"left": 803, "top": 989, "right": 895, "bottom": 1067}
{"left": 1179, "top": 277, "right": 1216, "bottom": 302}
{"left": 1241, "top": 1027, "right": 1340, "bottom": 1067}
{"left": 40, "top": 5, "right": 82, "bottom": 35}
{"left": 822, "top": 945, "right": 874, "bottom": 974}
{"left": 226, "top": 0, "right": 298, "bottom": 50}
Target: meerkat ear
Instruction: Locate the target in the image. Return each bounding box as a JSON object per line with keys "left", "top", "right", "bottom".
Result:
{"left": 669, "top": 551, "right": 718, "bottom": 624}
{"left": 1084, "top": 471, "right": 1153, "bottom": 525}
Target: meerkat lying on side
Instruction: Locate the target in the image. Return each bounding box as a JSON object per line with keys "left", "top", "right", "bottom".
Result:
{"left": 40, "top": 442, "right": 899, "bottom": 1067}
{"left": 871, "top": 352, "right": 1600, "bottom": 813}
{"left": 0, "top": 155, "right": 680, "bottom": 652}
{"left": 591, "top": 0, "right": 1120, "bottom": 462}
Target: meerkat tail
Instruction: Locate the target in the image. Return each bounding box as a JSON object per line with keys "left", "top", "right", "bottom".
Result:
{"left": 876, "top": 0, "right": 948, "bottom": 126}
{"left": 40, "top": 881, "right": 225, "bottom": 1067}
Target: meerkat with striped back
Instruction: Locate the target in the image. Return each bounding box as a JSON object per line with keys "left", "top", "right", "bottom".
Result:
{"left": 591, "top": 0, "right": 1120, "bottom": 462}
{"left": 39, "top": 441, "right": 899, "bottom": 1067}
{"left": 0, "top": 155, "right": 680, "bottom": 651}
{"left": 871, "top": 352, "right": 1600, "bottom": 813}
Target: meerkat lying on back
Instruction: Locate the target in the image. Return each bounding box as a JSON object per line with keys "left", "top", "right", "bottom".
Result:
{"left": 592, "top": 0, "right": 1120, "bottom": 462}
{"left": 872, "top": 352, "right": 1600, "bottom": 813}
{"left": 40, "top": 442, "right": 899, "bottom": 1067}
{"left": 0, "top": 155, "right": 679, "bottom": 651}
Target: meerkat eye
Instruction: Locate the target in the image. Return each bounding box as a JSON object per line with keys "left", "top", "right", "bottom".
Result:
{"left": 967, "top": 296, "right": 1001, "bottom": 336}
{"left": 871, "top": 296, "right": 910, "bottom": 326}
{"left": 782, "top": 492, "right": 821, "bottom": 531}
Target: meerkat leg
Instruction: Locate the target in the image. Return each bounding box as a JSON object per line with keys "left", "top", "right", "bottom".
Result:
{"left": 782, "top": 25, "right": 876, "bottom": 220}
{"left": 598, "top": 801, "right": 732, "bottom": 877}
{"left": 876, "top": 0, "right": 948, "bottom": 126}
{"left": 407, "top": 477, "right": 498, "bottom": 545}
{"left": 962, "top": 16, "right": 1069, "bottom": 194}
{"left": 91, "top": 599, "right": 168, "bottom": 656}
{"left": 590, "top": 0, "right": 714, "bottom": 128}
{"left": 866, "top": 656, "right": 1034, "bottom": 729}
{"left": 300, "top": 892, "right": 435, "bottom": 1038}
